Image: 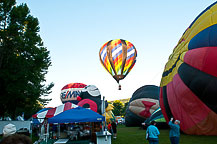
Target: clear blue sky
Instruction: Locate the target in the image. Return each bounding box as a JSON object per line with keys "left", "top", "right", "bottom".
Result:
{"left": 16, "top": 0, "right": 216, "bottom": 107}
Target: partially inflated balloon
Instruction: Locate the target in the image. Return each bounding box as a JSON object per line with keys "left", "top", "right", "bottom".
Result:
{"left": 144, "top": 107, "right": 165, "bottom": 125}
{"left": 77, "top": 85, "right": 115, "bottom": 122}
{"left": 77, "top": 85, "right": 102, "bottom": 113}
{"left": 99, "top": 39, "right": 137, "bottom": 89}
{"left": 160, "top": 2, "right": 217, "bottom": 135}
{"left": 60, "top": 83, "right": 87, "bottom": 104}
{"left": 125, "top": 85, "right": 160, "bottom": 127}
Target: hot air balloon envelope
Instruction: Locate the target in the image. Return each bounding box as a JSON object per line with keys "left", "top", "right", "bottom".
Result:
{"left": 60, "top": 83, "right": 87, "bottom": 104}
{"left": 99, "top": 39, "right": 137, "bottom": 88}
{"left": 160, "top": 1, "right": 217, "bottom": 135}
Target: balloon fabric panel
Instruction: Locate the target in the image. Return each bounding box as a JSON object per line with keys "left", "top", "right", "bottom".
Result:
{"left": 188, "top": 25, "right": 217, "bottom": 50}
{"left": 61, "top": 83, "right": 87, "bottom": 89}
{"left": 144, "top": 107, "right": 165, "bottom": 124}
{"left": 123, "top": 46, "right": 137, "bottom": 75}
{"left": 110, "top": 40, "right": 124, "bottom": 75}
{"left": 99, "top": 42, "right": 115, "bottom": 76}
{"left": 129, "top": 98, "right": 159, "bottom": 118}
{"left": 178, "top": 63, "right": 217, "bottom": 113}
{"left": 159, "top": 87, "right": 171, "bottom": 122}
{"left": 77, "top": 85, "right": 102, "bottom": 114}
{"left": 167, "top": 74, "right": 217, "bottom": 135}
{"left": 77, "top": 99, "right": 98, "bottom": 112}
{"left": 60, "top": 83, "right": 87, "bottom": 104}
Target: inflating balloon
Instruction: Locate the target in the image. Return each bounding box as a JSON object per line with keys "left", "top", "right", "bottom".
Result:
{"left": 60, "top": 83, "right": 87, "bottom": 104}
{"left": 77, "top": 85, "right": 102, "bottom": 113}
{"left": 77, "top": 85, "right": 115, "bottom": 121}
{"left": 125, "top": 85, "right": 160, "bottom": 127}
{"left": 144, "top": 107, "right": 165, "bottom": 125}
{"left": 99, "top": 39, "right": 137, "bottom": 90}
{"left": 160, "top": 1, "right": 217, "bottom": 135}
{"left": 104, "top": 104, "right": 115, "bottom": 122}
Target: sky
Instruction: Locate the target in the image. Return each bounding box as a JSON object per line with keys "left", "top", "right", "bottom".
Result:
{"left": 16, "top": 0, "right": 217, "bottom": 107}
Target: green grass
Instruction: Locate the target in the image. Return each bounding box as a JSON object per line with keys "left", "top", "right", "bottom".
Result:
{"left": 111, "top": 125, "right": 217, "bottom": 144}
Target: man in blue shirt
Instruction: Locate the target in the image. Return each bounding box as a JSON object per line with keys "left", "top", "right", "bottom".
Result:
{"left": 146, "top": 121, "right": 160, "bottom": 144}
{"left": 169, "top": 118, "right": 180, "bottom": 144}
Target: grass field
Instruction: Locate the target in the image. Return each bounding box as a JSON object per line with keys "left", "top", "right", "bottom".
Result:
{"left": 111, "top": 125, "right": 217, "bottom": 144}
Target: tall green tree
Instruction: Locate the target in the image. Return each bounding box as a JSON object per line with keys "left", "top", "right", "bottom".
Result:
{"left": 0, "top": 0, "right": 54, "bottom": 119}
{"left": 112, "top": 100, "right": 124, "bottom": 116}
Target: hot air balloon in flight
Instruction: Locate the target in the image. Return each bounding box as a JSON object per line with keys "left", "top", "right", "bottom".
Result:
{"left": 99, "top": 39, "right": 137, "bottom": 90}
{"left": 60, "top": 83, "right": 87, "bottom": 104}
{"left": 160, "top": 1, "right": 217, "bottom": 135}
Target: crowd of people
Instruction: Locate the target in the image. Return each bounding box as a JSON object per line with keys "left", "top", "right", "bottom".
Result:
{"left": 145, "top": 118, "right": 180, "bottom": 144}
{"left": 0, "top": 117, "right": 180, "bottom": 144}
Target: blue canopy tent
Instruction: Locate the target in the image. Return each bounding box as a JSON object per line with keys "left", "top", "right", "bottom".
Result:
{"left": 32, "top": 105, "right": 105, "bottom": 143}
{"left": 48, "top": 107, "right": 105, "bottom": 123}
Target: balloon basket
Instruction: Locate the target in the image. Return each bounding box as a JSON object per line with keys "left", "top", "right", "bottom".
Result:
{"left": 118, "top": 85, "right": 121, "bottom": 90}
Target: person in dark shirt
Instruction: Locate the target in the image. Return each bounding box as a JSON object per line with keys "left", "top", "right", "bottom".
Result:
{"left": 111, "top": 120, "right": 117, "bottom": 139}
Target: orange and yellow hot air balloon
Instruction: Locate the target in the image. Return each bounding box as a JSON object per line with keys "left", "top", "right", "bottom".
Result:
{"left": 99, "top": 39, "right": 137, "bottom": 90}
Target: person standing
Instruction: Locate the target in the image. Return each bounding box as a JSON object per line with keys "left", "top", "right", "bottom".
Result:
{"left": 111, "top": 120, "right": 117, "bottom": 139}
{"left": 107, "top": 122, "right": 112, "bottom": 134}
{"left": 169, "top": 118, "right": 180, "bottom": 144}
{"left": 146, "top": 121, "right": 160, "bottom": 144}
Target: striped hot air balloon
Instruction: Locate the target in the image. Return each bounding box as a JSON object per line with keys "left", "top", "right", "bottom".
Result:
{"left": 160, "top": 1, "right": 217, "bottom": 135}
{"left": 99, "top": 39, "right": 137, "bottom": 90}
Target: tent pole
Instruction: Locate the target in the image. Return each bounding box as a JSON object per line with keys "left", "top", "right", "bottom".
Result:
{"left": 30, "top": 121, "right": 33, "bottom": 139}
{"left": 40, "top": 122, "right": 44, "bottom": 140}
{"left": 46, "top": 122, "right": 49, "bottom": 143}
{"left": 101, "top": 96, "right": 106, "bottom": 131}
{"left": 103, "top": 96, "right": 106, "bottom": 131}
{"left": 58, "top": 124, "right": 60, "bottom": 138}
